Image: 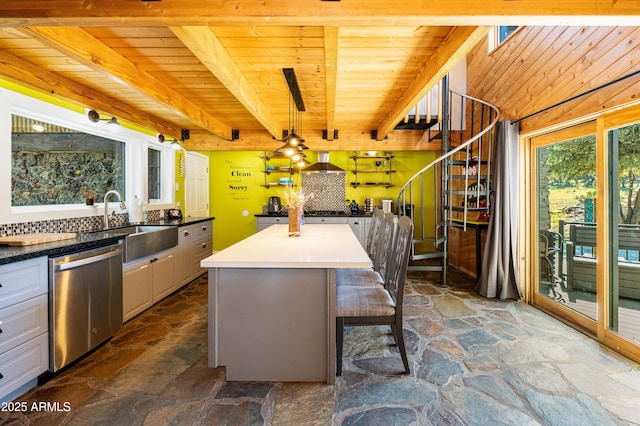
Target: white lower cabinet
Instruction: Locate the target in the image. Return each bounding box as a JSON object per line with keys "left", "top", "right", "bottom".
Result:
{"left": 124, "top": 220, "right": 213, "bottom": 322}
{"left": 122, "top": 247, "right": 176, "bottom": 322}
{"left": 0, "top": 334, "right": 48, "bottom": 402}
{"left": 304, "top": 217, "right": 348, "bottom": 224}
{"left": 0, "top": 257, "right": 48, "bottom": 402}
{"left": 348, "top": 217, "right": 365, "bottom": 247}
{"left": 363, "top": 216, "right": 372, "bottom": 248}
{"left": 256, "top": 216, "right": 286, "bottom": 232}
{"left": 177, "top": 220, "right": 213, "bottom": 286}
{"left": 152, "top": 249, "right": 178, "bottom": 302}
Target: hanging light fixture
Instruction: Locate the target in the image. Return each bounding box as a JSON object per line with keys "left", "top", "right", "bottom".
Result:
{"left": 276, "top": 68, "right": 308, "bottom": 156}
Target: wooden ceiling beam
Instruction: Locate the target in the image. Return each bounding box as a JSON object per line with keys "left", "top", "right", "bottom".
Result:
{"left": 323, "top": 26, "right": 338, "bottom": 141}
{"left": 374, "top": 26, "right": 490, "bottom": 140}
{"left": 183, "top": 129, "right": 445, "bottom": 152}
{"left": 0, "top": 1, "right": 638, "bottom": 27}
{"left": 23, "top": 26, "right": 234, "bottom": 140}
{"left": 171, "top": 25, "right": 282, "bottom": 139}
{"left": 0, "top": 48, "right": 181, "bottom": 137}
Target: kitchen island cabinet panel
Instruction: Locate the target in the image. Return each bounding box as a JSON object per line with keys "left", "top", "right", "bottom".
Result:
{"left": 217, "top": 268, "right": 328, "bottom": 382}
{"left": 202, "top": 224, "right": 371, "bottom": 383}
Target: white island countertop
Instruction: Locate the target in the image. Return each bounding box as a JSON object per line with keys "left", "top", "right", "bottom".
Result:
{"left": 201, "top": 224, "right": 371, "bottom": 269}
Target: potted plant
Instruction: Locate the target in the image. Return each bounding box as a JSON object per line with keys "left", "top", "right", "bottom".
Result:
{"left": 83, "top": 188, "right": 95, "bottom": 206}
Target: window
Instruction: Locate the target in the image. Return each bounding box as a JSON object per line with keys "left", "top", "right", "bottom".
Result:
{"left": 488, "top": 26, "right": 520, "bottom": 52}
{"left": 498, "top": 26, "right": 519, "bottom": 44}
{"left": 11, "top": 115, "right": 125, "bottom": 206}
{"left": 148, "top": 147, "right": 161, "bottom": 201}
{"left": 1, "top": 87, "right": 176, "bottom": 225}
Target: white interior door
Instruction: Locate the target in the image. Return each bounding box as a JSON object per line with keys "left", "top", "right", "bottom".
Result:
{"left": 185, "top": 152, "right": 209, "bottom": 218}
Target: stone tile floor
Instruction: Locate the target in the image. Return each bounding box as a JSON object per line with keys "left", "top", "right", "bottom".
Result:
{"left": 2, "top": 269, "right": 640, "bottom": 425}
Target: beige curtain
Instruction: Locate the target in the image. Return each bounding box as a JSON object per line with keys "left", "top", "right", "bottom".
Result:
{"left": 476, "top": 120, "right": 522, "bottom": 299}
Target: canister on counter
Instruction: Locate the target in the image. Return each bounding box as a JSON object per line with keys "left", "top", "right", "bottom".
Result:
{"left": 382, "top": 199, "right": 393, "bottom": 213}
{"left": 363, "top": 197, "right": 374, "bottom": 214}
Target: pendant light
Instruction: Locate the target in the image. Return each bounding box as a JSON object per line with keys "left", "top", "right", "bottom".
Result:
{"left": 276, "top": 68, "right": 308, "bottom": 156}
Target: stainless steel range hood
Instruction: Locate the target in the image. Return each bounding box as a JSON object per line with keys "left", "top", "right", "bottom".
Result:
{"left": 302, "top": 152, "right": 345, "bottom": 174}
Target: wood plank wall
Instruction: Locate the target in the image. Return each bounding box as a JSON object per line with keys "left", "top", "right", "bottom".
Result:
{"left": 449, "top": 26, "right": 640, "bottom": 277}
{"left": 466, "top": 26, "right": 640, "bottom": 135}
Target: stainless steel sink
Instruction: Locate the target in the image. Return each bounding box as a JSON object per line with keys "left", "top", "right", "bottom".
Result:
{"left": 100, "top": 225, "right": 178, "bottom": 262}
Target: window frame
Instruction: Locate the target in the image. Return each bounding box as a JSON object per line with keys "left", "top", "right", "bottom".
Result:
{"left": 488, "top": 25, "right": 521, "bottom": 53}
{"left": 0, "top": 88, "right": 175, "bottom": 225}
{"left": 147, "top": 146, "right": 162, "bottom": 202}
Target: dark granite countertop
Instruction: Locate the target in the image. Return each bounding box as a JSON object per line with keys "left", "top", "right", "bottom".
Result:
{"left": 0, "top": 233, "right": 125, "bottom": 265}
{"left": 0, "top": 216, "right": 215, "bottom": 265}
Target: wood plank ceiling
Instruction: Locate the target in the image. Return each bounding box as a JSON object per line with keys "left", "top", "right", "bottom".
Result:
{"left": 0, "top": 1, "right": 638, "bottom": 150}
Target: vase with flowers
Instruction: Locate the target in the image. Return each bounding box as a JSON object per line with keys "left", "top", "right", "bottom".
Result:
{"left": 282, "top": 184, "right": 313, "bottom": 237}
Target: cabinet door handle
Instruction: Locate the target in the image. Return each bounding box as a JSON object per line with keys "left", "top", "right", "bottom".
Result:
{"left": 202, "top": 243, "right": 207, "bottom": 249}
{"left": 0, "top": 372, "right": 3, "bottom": 380}
{"left": 202, "top": 226, "right": 207, "bottom": 231}
{"left": 184, "top": 231, "right": 190, "bottom": 236}
{"left": 150, "top": 257, "right": 158, "bottom": 263}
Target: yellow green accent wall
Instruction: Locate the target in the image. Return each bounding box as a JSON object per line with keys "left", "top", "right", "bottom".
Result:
{"left": 1, "top": 78, "right": 155, "bottom": 136}
{"left": 1, "top": 78, "right": 83, "bottom": 113}
{"left": 198, "top": 150, "right": 437, "bottom": 251}
{"left": 174, "top": 151, "right": 186, "bottom": 209}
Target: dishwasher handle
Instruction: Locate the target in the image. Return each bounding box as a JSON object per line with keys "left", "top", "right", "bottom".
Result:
{"left": 55, "top": 248, "right": 122, "bottom": 272}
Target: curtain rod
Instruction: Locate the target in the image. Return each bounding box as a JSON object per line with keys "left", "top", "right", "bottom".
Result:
{"left": 510, "top": 69, "right": 640, "bottom": 125}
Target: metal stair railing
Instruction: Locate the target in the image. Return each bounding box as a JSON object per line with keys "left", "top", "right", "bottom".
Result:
{"left": 396, "top": 86, "right": 499, "bottom": 285}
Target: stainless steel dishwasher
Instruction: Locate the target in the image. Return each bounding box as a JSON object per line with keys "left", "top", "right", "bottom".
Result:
{"left": 49, "top": 243, "right": 123, "bottom": 372}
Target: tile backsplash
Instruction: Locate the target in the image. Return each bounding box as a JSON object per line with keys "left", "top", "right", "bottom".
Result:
{"left": 0, "top": 209, "right": 162, "bottom": 237}
{"left": 302, "top": 173, "right": 348, "bottom": 212}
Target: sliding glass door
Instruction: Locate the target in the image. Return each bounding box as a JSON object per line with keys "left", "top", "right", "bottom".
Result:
{"left": 529, "top": 106, "right": 640, "bottom": 363}
{"left": 532, "top": 123, "right": 598, "bottom": 331}
{"left": 607, "top": 123, "right": 640, "bottom": 346}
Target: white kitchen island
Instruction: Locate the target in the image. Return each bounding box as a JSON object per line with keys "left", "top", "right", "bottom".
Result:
{"left": 201, "top": 224, "right": 371, "bottom": 384}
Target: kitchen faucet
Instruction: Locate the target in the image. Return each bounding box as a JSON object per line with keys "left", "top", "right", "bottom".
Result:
{"left": 104, "top": 190, "right": 126, "bottom": 229}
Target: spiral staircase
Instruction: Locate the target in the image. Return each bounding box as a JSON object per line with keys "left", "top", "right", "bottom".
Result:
{"left": 396, "top": 75, "right": 500, "bottom": 285}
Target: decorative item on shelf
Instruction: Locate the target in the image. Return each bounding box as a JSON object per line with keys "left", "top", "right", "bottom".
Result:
{"left": 282, "top": 183, "right": 314, "bottom": 237}
{"left": 349, "top": 200, "right": 359, "bottom": 215}
{"left": 82, "top": 188, "right": 94, "bottom": 206}
{"left": 178, "top": 152, "right": 186, "bottom": 177}
{"left": 349, "top": 151, "right": 396, "bottom": 188}
{"left": 462, "top": 156, "right": 478, "bottom": 176}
